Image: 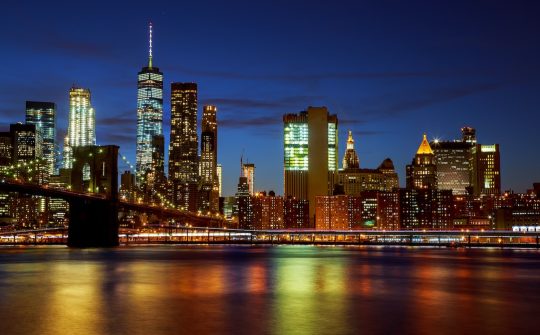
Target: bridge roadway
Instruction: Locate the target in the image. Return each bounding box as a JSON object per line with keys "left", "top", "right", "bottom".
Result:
{"left": 2, "top": 226, "right": 540, "bottom": 249}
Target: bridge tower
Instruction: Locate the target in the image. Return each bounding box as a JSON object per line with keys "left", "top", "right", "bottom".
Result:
{"left": 68, "top": 145, "right": 119, "bottom": 247}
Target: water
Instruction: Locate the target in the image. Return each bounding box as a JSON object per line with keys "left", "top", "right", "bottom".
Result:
{"left": 1, "top": 245, "right": 539, "bottom": 335}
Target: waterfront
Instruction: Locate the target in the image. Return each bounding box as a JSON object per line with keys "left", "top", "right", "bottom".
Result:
{"left": 1, "top": 246, "right": 540, "bottom": 334}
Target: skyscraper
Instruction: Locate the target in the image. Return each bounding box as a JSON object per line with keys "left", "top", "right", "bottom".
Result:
{"left": 235, "top": 176, "right": 253, "bottom": 230}
{"left": 25, "top": 101, "right": 56, "bottom": 175}
{"left": 63, "top": 87, "right": 95, "bottom": 169}
{"left": 342, "top": 130, "right": 359, "bottom": 169}
{"left": 406, "top": 134, "right": 437, "bottom": 189}
{"left": 242, "top": 163, "right": 255, "bottom": 195}
{"left": 199, "top": 105, "right": 219, "bottom": 212}
{"left": 431, "top": 128, "right": 475, "bottom": 195}
{"left": 283, "top": 106, "right": 338, "bottom": 226}
{"left": 217, "top": 164, "right": 222, "bottom": 197}
{"left": 169, "top": 82, "right": 198, "bottom": 211}
{"left": 136, "top": 22, "right": 163, "bottom": 184}
{"left": 470, "top": 144, "right": 501, "bottom": 196}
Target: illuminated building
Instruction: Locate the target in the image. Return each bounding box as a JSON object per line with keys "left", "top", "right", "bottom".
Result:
{"left": 136, "top": 23, "right": 163, "bottom": 184}
{"left": 338, "top": 131, "right": 398, "bottom": 194}
{"left": 217, "top": 164, "right": 222, "bottom": 197}
{"left": 169, "top": 82, "right": 198, "bottom": 211}
{"left": 398, "top": 189, "right": 453, "bottom": 230}
{"left": 48, "top": 171, "right": 71, "bottom": 226}
{"left": 406, "top": 134, "right": 437, "bottom": 189}
{"left": 461, "top": 126, "right": 477, "bottom": 144}
{"left": 252, "top": 191, "right": 284, "bottom": 230}
{"left": 25, "top": 101, "right": 56, "bottom": 175}
{"left": 360, "top": 190, "right": 378, "bottom": 228}
{"left": 430, "top": 127, "right": 477, "bottom": 195}
{"left": 120, "top": 171, "right": 136, "bottom": 202}
{"left": 0, "top": 132, "right": 11, "bottom": 221}
{"left": 63, "top": 87, "right": 95, "bottom": 169}
{"left": 315, "top": 194, "right": 361, "bottom": 230}
{"left": 199, "top": 105, "right": 219, "bottom": 212}
{"left": 470, "top": 144, "right": 501, "bottom": 196}
{"left": 377, "top": 191, "right": 400, "bottom": 230}
{"left": 284, "top": 197, "right": 309, "bottom": 228}
{"left": 236, "top": 175, "right": 253, "bottom": 229}
{"left": 431, "top": 142, "right": 472, "bottom": 195}
{"left": 342, "top": 130, "right": 359, "bottom": 169}
{"left": 242, "top": 163, "right": 255, "bottom": 195}
{"left": 2, "top": 124, "right": 44, "bottom": 226}
{"left": 494, "top": 192, "right": 540, "bottom": 230}
{"left": 283, "top": 107, "right": 338, "bottom": 226}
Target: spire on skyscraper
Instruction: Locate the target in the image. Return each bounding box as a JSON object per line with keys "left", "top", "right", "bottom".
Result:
{"left": 342, "top": 130, "right": 359, "bottom": 170}
{"left": 416, "top": 133, "right": 434, "bottom": 155}
{"left": 148, "top": 22, "right": 153, "bottom": 68}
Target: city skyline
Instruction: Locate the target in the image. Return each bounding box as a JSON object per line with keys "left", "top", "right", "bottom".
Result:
{"left": 1, "top": 1, "right": 539, "bottom": 195}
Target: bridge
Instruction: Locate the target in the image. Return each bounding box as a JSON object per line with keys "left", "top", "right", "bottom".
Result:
{"left": 0, "top": 145, "right": 225, "bottom": 247}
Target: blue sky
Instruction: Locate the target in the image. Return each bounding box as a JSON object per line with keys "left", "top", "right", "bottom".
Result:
{"left": 1, "top": 0, "right": 539, "bottom": 195}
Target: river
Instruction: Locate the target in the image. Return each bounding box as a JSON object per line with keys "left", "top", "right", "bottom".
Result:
{"left": 1, "top": 245, "right": 539, "bottom": 334}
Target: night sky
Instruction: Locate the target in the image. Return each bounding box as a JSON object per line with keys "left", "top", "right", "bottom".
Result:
{"left": 1, "top": 0, "right": 539, "bottom": 195}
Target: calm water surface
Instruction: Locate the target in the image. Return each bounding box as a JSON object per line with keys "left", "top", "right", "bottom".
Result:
{"left": 1, "top": 245, "right": 540, "bottom": 334}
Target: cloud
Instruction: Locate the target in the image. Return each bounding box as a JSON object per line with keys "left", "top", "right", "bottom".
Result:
{"left": 98, "top": 112, "right": 135, "bottom": 126}
{"left": 203, "top": 95, "right": 324, "bottom": 111}
{"left": 371, "top": 82, "right": 505, "bottom": 117}
{"left": 172, "top": 66, "right": 444, "bottom": 83}
{"left": 219, "top": 116, "right": 282, "bottom": 128}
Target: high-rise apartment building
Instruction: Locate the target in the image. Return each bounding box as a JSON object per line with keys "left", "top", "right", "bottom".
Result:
{"left": 252, "top": 191, "right": 284, "bottom": 230}
{"left": 406, "top": 134, "right": 437, "bottom": 189}
{"left": 25, "top": 101, "right": 56, "bottom": 175}
{"left": 63, "top": 87, "right": 95, "bottom": 169}
{"left": 315, "top": 194, "right": 361, "bottom": 230}
{"left": 242, "top": 163, "right": 255, "bottom": 195}
{"left": 169, "top": 82, "right": 198, "bottom": 211}
{"left": 283, "top": 106, "right": 338, "bottom": 226}
{"left": 136, "top": 23, "right": 163, "bottom": 184}
{"left": 236, "top": 176, "right": 253, "bottom": 229}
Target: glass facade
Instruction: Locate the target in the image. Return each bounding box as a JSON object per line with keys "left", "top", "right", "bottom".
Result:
{"left": 25, "top": 101, "right": 56, "bottom": 174}
{"left": 63, "top": 87, "right": 95, "bottom": 169}
{"left": 284, "top": 122, "right": 308, "bottom": 171}
{"left": 136, "top": 68, "right": 163, "bottom": 182}
{"left": 328, "top": 123, "right": 337, "bottom": 171}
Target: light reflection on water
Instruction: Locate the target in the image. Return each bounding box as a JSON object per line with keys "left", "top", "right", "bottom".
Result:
{"left": 1, "top": 246, "right": 540, "bottom": 334}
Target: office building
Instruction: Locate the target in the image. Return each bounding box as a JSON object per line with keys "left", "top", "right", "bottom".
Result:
{"left": 283, "top": 106, "right": 338, "bottom": 226}
{"left": 25, "top": 101, "right": 56, "bottom": 175}
{"left": 242, "top": 163, "right": 255, "bottom": 195}
{"left": 169, "top": 82, "right": 198, "bottom": 211}
{"left": 470, "top": 144, "right": 501, "bottom": 196}
{"left": 63, "top": 87, "right": 95, "bottom": 169}
{"left": 406, "top": 134, "right": 437, "bottom": 189}
{"left": 136, "top": 23, "right": 164, "bottom": 184}
{"left": 338, "top": 131, "right": 398, "bottom": 194}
